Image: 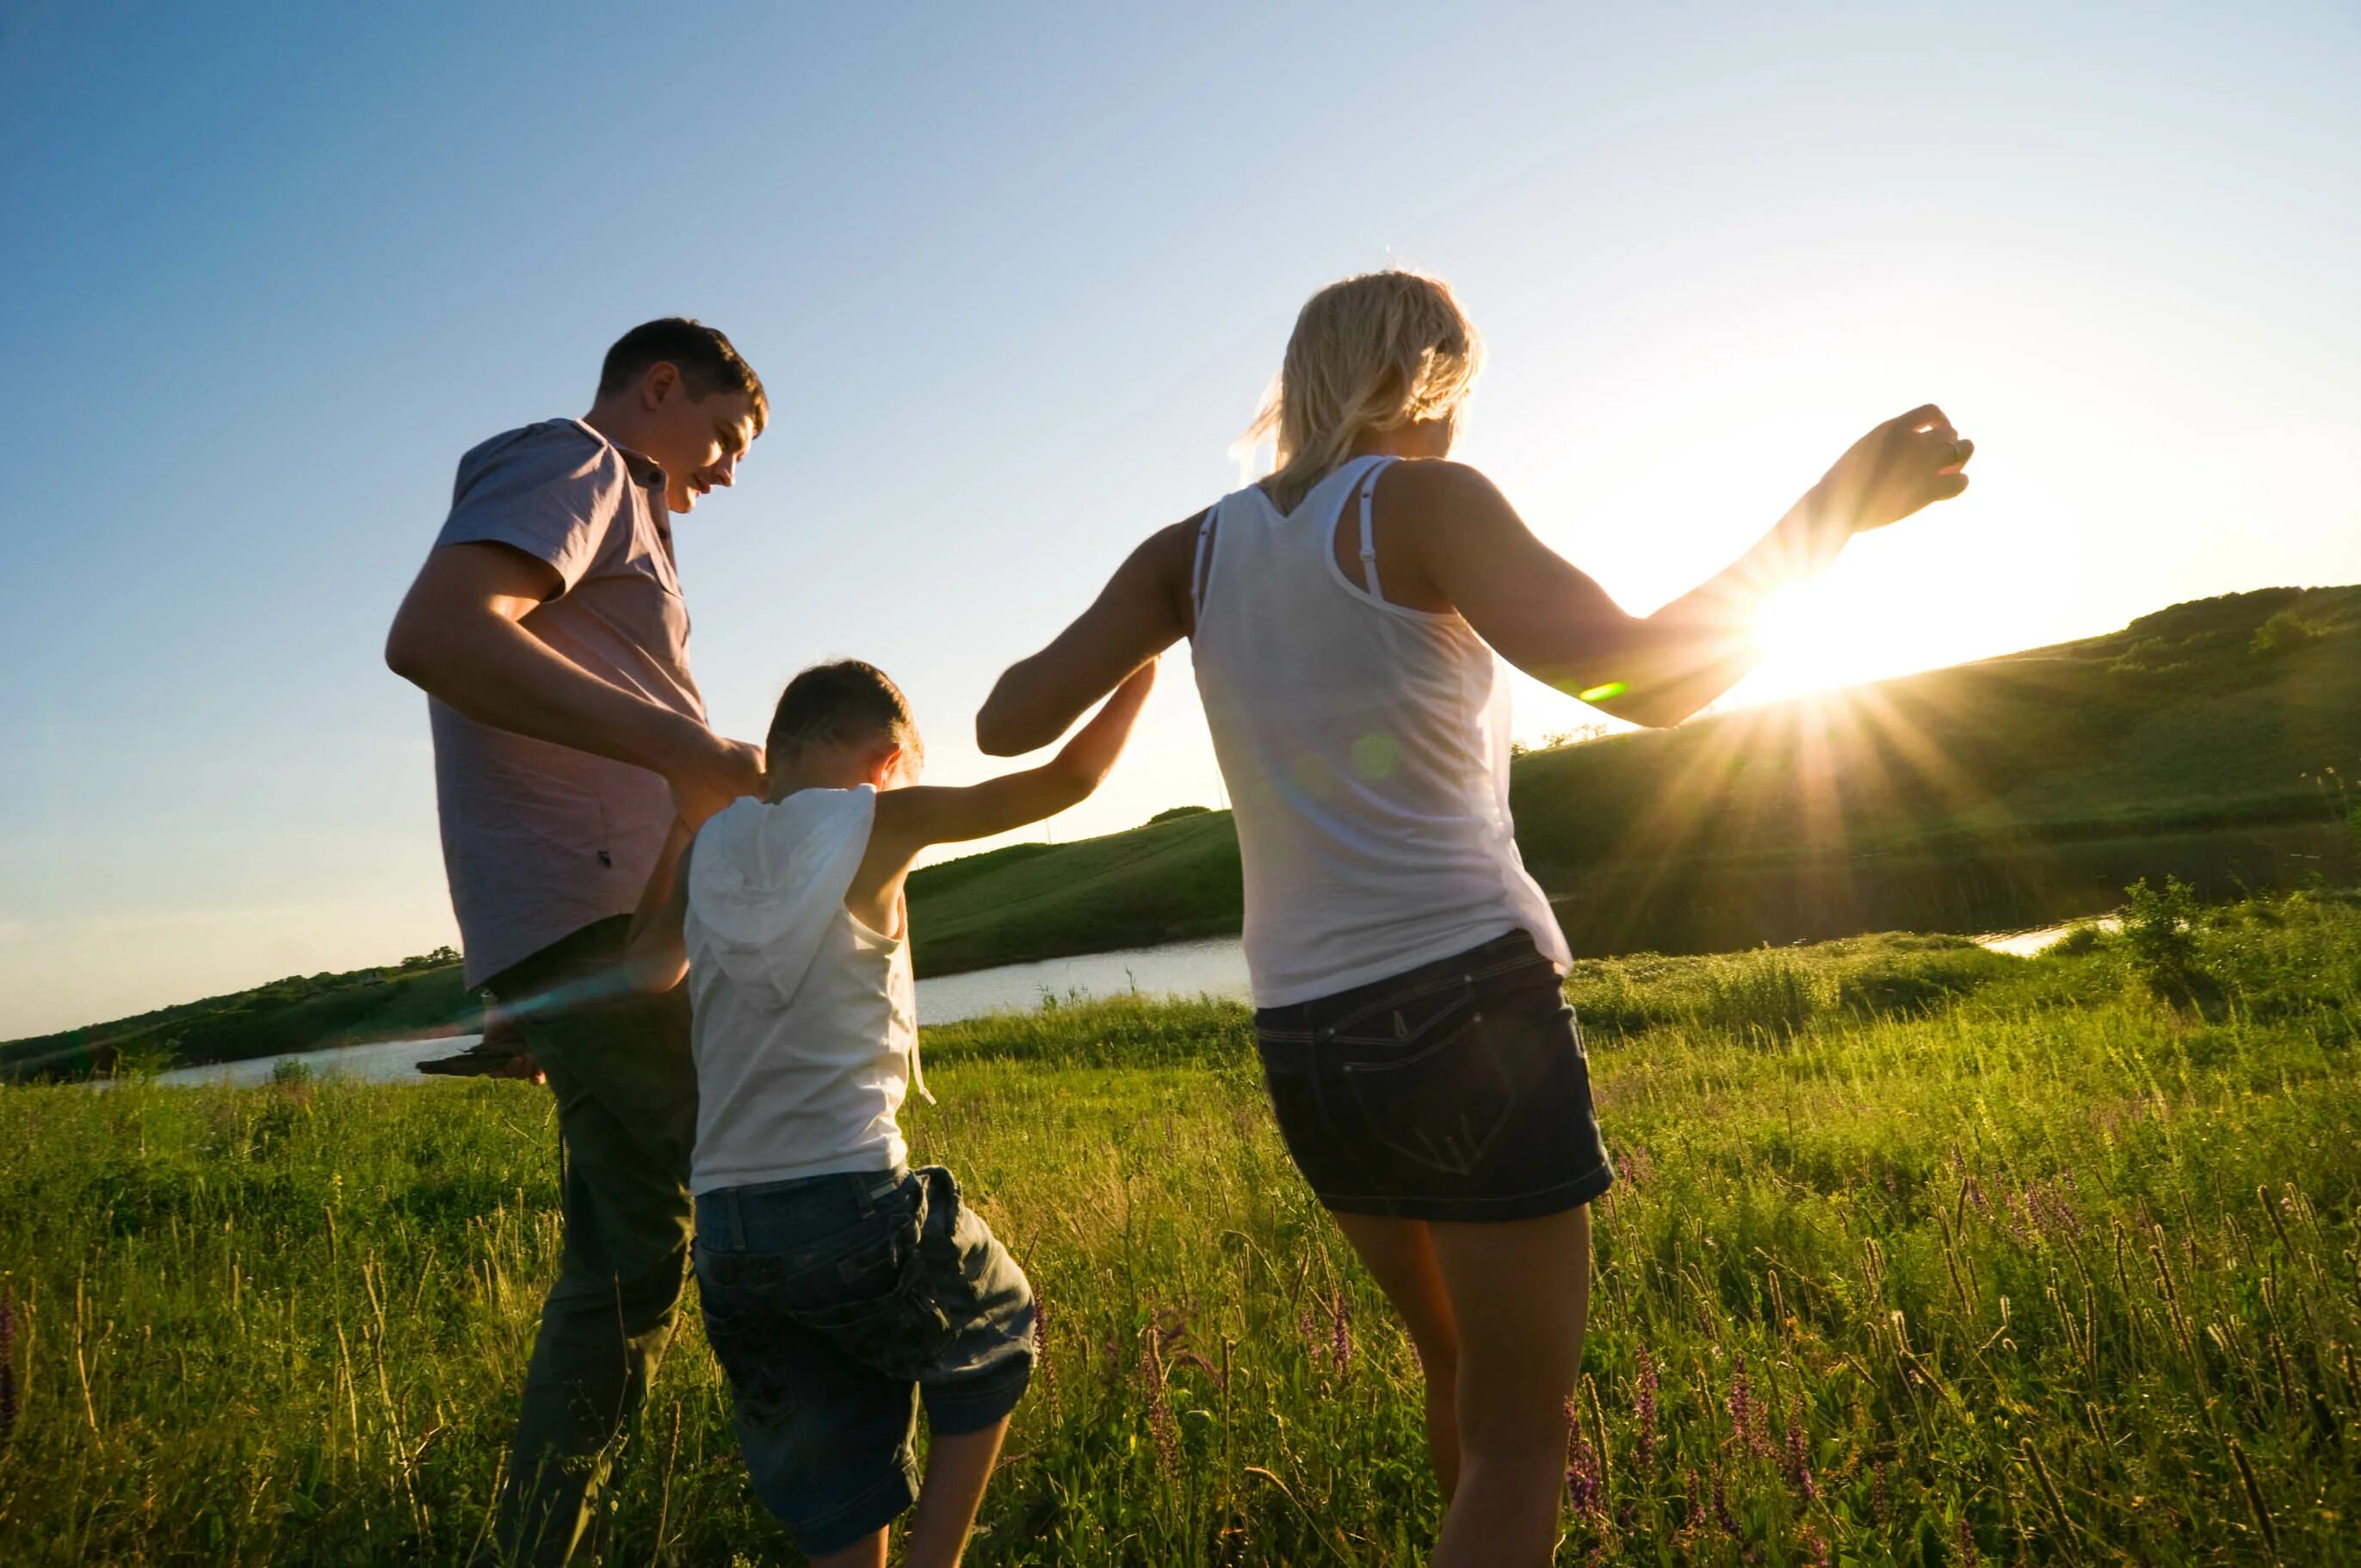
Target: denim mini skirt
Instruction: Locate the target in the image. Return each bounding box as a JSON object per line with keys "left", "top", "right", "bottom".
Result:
{"left": 1253, "top": 928, "right": 1616, "bottom": 1222}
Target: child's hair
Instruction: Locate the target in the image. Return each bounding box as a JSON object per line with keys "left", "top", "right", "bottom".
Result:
{"left": 765, "top": 660, "right": 924, "bottom": 768}
{"left": 1245, "top": 269, "right": 1483, "bottom": 513}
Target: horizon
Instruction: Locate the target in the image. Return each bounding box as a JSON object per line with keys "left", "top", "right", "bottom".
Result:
{"left": 5, "top": 1, "right": 2359, "bottom": 1038}
{"left": 10, "top": 577, "right": 2346, "bottom": 1046}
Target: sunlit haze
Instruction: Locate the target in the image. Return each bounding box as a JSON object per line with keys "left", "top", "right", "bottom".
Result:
{"left": 3, "top": 1, "right": 2357, "bottom": 1038}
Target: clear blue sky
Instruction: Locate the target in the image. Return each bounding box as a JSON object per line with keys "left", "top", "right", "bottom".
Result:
{"left": 4, "top": 0, "right": 2358, "bottom": 1038}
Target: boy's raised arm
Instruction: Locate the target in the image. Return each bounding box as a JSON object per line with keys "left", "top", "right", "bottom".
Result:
{"left": 876, "top": 661, "right": 1158, "bottom": 866}
{"left": 623, "top": 818, "right": 696, "bottom": 994}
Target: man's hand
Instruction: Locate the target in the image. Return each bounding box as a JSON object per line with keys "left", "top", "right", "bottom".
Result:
{"left": 666, "top": 733, "right": 763, "bottom": 829}
{"left": 1812, "top": 404, "right": 1975, "bottom": 537}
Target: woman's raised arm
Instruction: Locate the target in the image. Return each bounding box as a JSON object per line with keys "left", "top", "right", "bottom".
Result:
{"left": 975, "top": 516, "right": 1198, "bottom": 756}
{"left": 1408, "top": 404, "right": 1972, "bottom": 728}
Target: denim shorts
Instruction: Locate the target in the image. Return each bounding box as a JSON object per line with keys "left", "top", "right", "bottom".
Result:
{"left": 1255, "top": 929, "right": 1616, "bottom": 1222}
{"left": 693, "top": 1164, "right": 1035, "bottom": 1557}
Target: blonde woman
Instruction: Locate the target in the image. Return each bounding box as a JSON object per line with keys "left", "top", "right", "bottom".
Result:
{"left": 977, "top": 270, "right": 1971, "bottom": 1565}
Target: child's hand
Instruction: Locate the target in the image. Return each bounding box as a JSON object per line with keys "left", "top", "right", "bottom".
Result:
{"left": 1054, "top": 659, "right": 1156, "bottom": 787}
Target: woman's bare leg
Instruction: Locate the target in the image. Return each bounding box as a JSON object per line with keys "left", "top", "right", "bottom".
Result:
{"left": 1327, "top": 1211, "right": 1463, "bottom": 1496}
{"left": 900, "top": 1417, "right": 1011, "bottom": 1568}
{"left": 1426, "top": 1205, "right": 1592, "bottom": 1568}
{"left": 808, "top": 1529, "right": 887, "bottom": 1568}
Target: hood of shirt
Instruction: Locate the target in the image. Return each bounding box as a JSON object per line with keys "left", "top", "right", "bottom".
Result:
{"left": 684, "top": 785, "right": 876, "bottom": 1006}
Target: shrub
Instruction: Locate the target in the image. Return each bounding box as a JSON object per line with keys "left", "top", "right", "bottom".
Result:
{"left": 1147, "top": 805, "right": 1213, "bottom": 825}
{"left": 2250, "top": 608, "right": 2320, "bottom": 655}
{"left": 2123, "top": 876, "right": 2202, "bottom": 999}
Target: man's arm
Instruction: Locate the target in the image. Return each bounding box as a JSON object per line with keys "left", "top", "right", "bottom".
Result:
{"left": 385, "top": 542, "right": 762, "bottom": 824}
{"left": 973, "top": 520, "right": 1195, "bottom": 756}
{"left": 1410, "top": 405, "right": 1973, "bottom": 728}
{"left": 622, "top": 818, "right": 695, "bottom": 994}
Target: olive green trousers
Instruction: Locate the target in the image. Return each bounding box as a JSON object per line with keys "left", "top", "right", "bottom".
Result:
{"left": 481, "top": 916, "right": 695, "bottom": 1566}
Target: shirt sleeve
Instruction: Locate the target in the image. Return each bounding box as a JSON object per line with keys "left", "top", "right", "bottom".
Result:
{"left": 434, "top": 423, "right": 624, "bottom": 595}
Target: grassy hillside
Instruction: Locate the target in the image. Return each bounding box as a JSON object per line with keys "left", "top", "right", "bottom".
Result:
{"left": 5, "top": 893, "right": 2360, "bottom": 1561}
{"left": 0, "top": 954, "right": 473, "bottom": 1083}
{"left": 13, "top": 586, "right": 2358, "bottom": 1079}
{"left": 912, "top": 583, "right": 2361, "bottom": 967}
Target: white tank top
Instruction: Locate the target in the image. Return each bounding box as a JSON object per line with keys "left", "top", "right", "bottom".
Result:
{"left": 680, "top": 786, "right": 930, "bottom": 1195}
{"left": 1190, "top": 454, "right": 1571, "bottom": 1008}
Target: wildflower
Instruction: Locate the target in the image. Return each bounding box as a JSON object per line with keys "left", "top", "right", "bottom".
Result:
{"left": 1563, "top": 1397, "right": 1604, "bottom": 1517}
{"left": 1683, "top": 1467, "right": 1703, "bottom": 1542}
{"left": 1781, "top": 1411, "right": 1817, "bottom": 1503}
{"left": 1712, "top": 1467, "right": 1741, "bottom": 1536}
{"left": 1871, "top": 1459, "right": 1890, "bottom": 1529}
{"left": 1331, "top": 1297, "right": 1352, "bottom": 1377}
{"left": 1634, "top": 1345, "right": 1659, "bottom": 1469}
{"left": 1033, "top": 1299, "right": 1054, "bottom": 1398}
{"left": 1727, "top": 1353, "right": 1768, "bottom": 1456}
{"left": 1957, "top": 1516, "right": 1978, "bottom": 1566}
{"left": 1138, "top": 1339, "right": 1180, "bottom": 1473}
{"left": 0, "top": 1286, "right": 15, "bottom": 1444}
{"left": 1799, "top": 1527, "right": 1830, "bottom": 1567}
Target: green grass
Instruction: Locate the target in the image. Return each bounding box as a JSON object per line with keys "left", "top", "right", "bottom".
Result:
{"left": 6, "top": 894, "right": 2361, "bottom": 1562}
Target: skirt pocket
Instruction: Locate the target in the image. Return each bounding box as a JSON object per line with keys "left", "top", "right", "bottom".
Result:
{"left": 1338, "top": 1019, "right": 1517, "bottom": 1178}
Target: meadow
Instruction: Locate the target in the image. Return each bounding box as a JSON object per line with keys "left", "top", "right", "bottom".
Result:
{"left": 4, "top": 887, "right": 2361, "bottom": 1563}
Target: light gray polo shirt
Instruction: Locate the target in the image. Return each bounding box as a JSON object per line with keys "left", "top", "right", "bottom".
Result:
{"left": 427, "top": 418, "right": 706, "bottom": 986}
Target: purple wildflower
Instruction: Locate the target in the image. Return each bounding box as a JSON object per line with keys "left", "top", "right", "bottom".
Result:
{"left": 1871, "top": 1460, "right": 1890, "bottom": 1528}
{"left": 1799, "top": 1528, "right": 1830, "bottom": 1567}
{"left": 1684, "top": 1467, "right": 1703, "bottom": 1541}
{"left": 1139, "top": 1342, "right": 1180, "bottom": 1473}
{"left": 1781, "top": 1410, "right": 1818, "bottom": 1503}
{"left": 1331, "top": 1298, "right": 1352, "bottom": 1376}
{"left": 1727, "top": 1354, "right": 1768, "bottom": 1456}
{"left": 0, "top": 1286, "right": 15, "bottom": 1443}
{"left": 1957, "top": 1516, "right": 1978, "bottom": 1566}
{"left": 1634, "top": 1345, "right": 1660, "bottom": 1469}
{"left": 1563, "top": 1398, "right": 1604, "bottom": 1517}
{"left": 1712, "top": 1467, "right": 1741, "bottom": 1536}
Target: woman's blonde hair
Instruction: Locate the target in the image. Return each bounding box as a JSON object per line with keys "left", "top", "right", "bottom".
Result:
{"left": 1246, "top": 269, "right": 1483, "bottom": 513}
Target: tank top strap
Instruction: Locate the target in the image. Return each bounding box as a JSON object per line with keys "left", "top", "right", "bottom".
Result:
{"left": 1190, "top": 500, "right": 1220, "bottom": 621}
{"left": 1353, "top": 456, "right": 1400, "bottom": 607}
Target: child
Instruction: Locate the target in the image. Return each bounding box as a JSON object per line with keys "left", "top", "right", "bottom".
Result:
{"left": 624, "top": 656, "right": 1153, "bottom": 1568}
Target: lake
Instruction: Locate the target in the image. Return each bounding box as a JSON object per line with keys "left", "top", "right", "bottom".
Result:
{"left": 134, "top": 922, "right": 2110, "bottom": 1090}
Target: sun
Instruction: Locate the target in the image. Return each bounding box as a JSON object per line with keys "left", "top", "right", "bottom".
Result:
{"left": 1746, "top": 577, "right": 1876, "bottom": 704}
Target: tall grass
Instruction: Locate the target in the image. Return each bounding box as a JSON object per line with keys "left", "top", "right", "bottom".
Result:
{"left": 4, "top": 897, "right": 2361, "bottom": 1561}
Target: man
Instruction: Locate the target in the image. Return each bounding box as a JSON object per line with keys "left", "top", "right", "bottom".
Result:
{"left": 385, "top": 318, "right": 767, "bottom": 1565}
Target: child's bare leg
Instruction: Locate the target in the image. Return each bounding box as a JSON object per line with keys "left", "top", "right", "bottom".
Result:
{"left": 808, "top": 1528, "right": 887, "bottom": 1568}
{"left": 900, "top": 1417, "right": 1011, "bottom": 1568}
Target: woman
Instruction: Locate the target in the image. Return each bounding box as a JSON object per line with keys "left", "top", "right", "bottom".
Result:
{"left": 976, "top": 270, "right": 1970, "bottom": 1565}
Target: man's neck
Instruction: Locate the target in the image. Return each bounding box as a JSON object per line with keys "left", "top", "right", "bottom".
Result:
{"left": 580, "top": 402, "right": 658, "bottom": 465}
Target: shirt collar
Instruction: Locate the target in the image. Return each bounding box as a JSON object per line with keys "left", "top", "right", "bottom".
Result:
{"left": 568, "top": 417, "right": 669, "bottom": 489}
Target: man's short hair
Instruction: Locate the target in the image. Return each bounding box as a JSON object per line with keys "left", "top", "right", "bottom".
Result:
{"left": 598, "top": 318, "right": 769, "bottom": 435}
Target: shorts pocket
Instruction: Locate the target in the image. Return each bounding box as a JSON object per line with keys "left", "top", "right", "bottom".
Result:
{"left": 785, "top": 1188, "right": 955, "bottom": 1380}
{"left": 698, "top": 1292, "right": 795, "bottom": 1424}
{"left": 1339, "top": 1022, "right": 1518, "bottom": 1178}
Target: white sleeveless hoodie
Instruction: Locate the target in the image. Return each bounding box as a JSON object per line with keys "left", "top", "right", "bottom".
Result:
{"left": 1190, "top": 454, "right": 1571, "bottom": 1007}
{"left": 681, "top": 785, "right": 929, "bottom": 1195}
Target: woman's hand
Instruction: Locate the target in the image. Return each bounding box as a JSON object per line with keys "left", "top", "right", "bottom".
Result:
{"left": 1812, "top": 404, "right": 1975, "bottom": 536}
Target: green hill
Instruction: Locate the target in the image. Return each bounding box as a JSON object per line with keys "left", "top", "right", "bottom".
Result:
{"left": 11, "top": 585, "right": 2358, "bottom": 1080}
{"left": 2, "top": 950, "right": 474, "bottom": 1083}
{"left": 907, "top": 584, "right": 2361, "bottom": 966}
